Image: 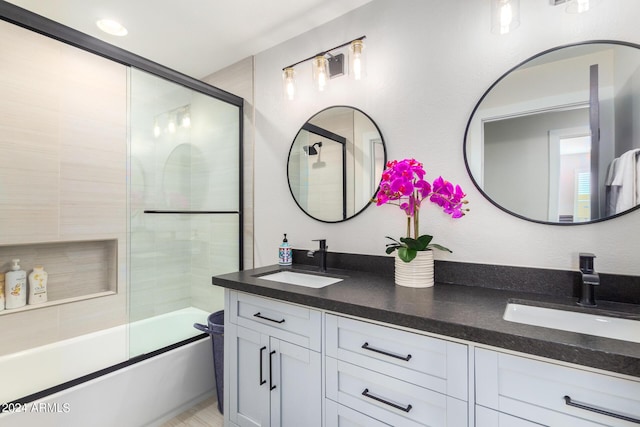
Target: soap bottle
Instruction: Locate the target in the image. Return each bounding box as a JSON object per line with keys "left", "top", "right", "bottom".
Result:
{"left": 5, "top": 259, "right": 27, "bottom": 309}
{"left": 0, "top": 273, "right": 5, "bottom": 311}
{"left": 279, "top": 234, "right": 292, "bottom": 266}
{"left": 28, "top": 265, "right": 48, "bottom": 305}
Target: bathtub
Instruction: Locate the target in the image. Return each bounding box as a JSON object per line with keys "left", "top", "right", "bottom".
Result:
{"left": 0, "top": 307, "right": 216, "bottom": 427}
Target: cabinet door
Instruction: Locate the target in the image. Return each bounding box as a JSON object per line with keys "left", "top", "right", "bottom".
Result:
{"left": 270, "top": 338, "right": 322, "bottom": 427}
{"left": 228, "top": 324, "right": 270, "bottom": 427}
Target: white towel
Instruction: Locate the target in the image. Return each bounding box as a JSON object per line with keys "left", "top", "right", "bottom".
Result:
{"left": 604, "top": 158, "right": 620, "bottom": 216}
{"left": 611, "top": 148, "right": 640, "bottom": 213}
{"left": 605, "top": 158, "right": 619, "bottom": 185}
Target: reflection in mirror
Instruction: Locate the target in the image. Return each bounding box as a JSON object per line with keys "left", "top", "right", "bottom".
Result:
{"left": 465, "top": 42, "right": 640, "bottom": 224}
{"left": 465, "top": 41, "right": 640, "bottom": 224}
{"left": 287, "top": 106, "right": 386, "bottom": 222}
{"left": 163, "top": 143, "right": 209, "bottom": 210}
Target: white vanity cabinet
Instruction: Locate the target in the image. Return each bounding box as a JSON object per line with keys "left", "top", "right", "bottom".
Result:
{"left": 225, "top": 291, "right": 322, "bottom": 427}
{"left": 325, "top": 314, "right": 469, "bottom": 426}
{"left": 475, "top": 348, "right": 640, "bottom": 427}
{"left": 224, "top": 288, "right": 640, "bottom": 427}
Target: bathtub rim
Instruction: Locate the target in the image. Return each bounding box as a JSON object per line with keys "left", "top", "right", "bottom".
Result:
{"left": 0, "top": 333, "right": 208, "bottom": 411}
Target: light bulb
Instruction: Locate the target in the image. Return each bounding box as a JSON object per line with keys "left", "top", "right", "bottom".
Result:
{"left": 179, "top": 109, "right": 191, "bottom": 128}
{"left": 168, "top": 120, "right": 176, "bottom": 134}
{"left": 491, "top": 0, "right": 520, "bottom": 35}
{"left": 282, "top": 67, "right": 296, "bottom": 100}
{"left": 153, "top": 120, "right": 160, "bottom": 138}
{"left": 312, "top": 56, "right": 329, "bottom": 92}
{"left": 349, "top": 40, "right": 365, "bottom": 80}
{"left": 500, "top": 3, "right": 513, "bottom": 34}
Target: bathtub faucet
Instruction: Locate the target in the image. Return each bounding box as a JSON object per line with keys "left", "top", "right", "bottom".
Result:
{"left": 577, "top": 253, "right": 599, "bottom": 307}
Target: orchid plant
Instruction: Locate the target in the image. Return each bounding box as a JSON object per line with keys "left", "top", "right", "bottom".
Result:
{"left": 374, "top": 158, "right": 469, "bottom": 263}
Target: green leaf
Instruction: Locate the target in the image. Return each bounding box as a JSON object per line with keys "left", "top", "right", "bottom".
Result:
{"left": 428, "top": 243, "right": 452, "bottom": 253}
{"left": 397, "top": 247, "right": 417, "bottom": 262}
{"left": 385, "top": 246, "right": 398, "bottom": 254}
{"left": 416, "top": 234, "right": 433, "bottom": 250}
{"left": 399, "top": 237, "right": 420, "bottom": 250}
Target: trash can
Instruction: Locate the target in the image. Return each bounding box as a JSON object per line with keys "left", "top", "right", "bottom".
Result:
{"left": 194, "top": 310, "right": 224, "bottom": 414}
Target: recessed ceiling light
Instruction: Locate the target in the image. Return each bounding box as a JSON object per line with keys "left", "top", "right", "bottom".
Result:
{"left": 96, "top": 19, "right": 128, "bottom": 36}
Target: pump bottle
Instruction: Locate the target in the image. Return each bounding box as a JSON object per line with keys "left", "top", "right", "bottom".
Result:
{"left": 5, "top": 259, "right": 27, "bottom": 309}
{"left": 279, "top": 234, "right": 292, "bottom": 266}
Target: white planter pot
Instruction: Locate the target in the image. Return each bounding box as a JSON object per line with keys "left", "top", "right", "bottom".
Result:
{"left": 394, "top": 250, "right": 434, "bottom": 288}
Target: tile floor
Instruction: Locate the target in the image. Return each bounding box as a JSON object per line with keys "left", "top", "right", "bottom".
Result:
{"left": 161, "top": 397, "right": 223, "bottom": 427}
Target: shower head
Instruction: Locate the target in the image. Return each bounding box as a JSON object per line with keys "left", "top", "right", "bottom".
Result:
{"left": 303, "top": 141, "right": 322, "bottom": 156}
{"left": 312, "top": 160, "right": 326, "bottom": 169}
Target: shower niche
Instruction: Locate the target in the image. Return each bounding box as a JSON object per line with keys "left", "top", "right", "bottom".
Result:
{"left": 0, "top": 240, "right": 117, "bottom": 315}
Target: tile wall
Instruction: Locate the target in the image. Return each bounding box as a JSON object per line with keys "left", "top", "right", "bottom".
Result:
{"left": 0, "top": 20, "right": 127, "bottom": 355}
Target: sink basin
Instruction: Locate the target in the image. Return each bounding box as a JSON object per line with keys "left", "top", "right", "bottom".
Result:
{"left": 504, "top": 302, "right": 640, "bottom": 343}
{"left": 256, "top": 271, "right": 343, "bottom": 288}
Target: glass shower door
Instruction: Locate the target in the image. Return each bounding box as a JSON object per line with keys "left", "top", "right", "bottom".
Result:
{"left": 128, "top": 68, "right": 241, "bottom": 357}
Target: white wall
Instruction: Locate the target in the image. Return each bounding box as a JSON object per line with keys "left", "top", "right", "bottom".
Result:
{"left": 253, "top": 0, "right": 640, "bottom": 276}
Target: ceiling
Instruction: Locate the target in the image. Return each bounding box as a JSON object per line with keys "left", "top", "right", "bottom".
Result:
{"left": 4, "top": 0, "right": 373, "bottom": 79}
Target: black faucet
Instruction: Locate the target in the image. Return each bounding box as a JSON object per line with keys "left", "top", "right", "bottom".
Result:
{"left": 307, "top": 239, "right": 327, "bottom": 273}
{"left": 577, "top": 253, "right": 599, "bottom": 307}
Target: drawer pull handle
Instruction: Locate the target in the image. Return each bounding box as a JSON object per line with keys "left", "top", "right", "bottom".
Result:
{"left": 254, "top": 312, "right": 285, "bottom": 324}
{"left": 361, "top": 342, "right": 412, "bottom": 361}
{"left": 362, "top": 388, "right": 412, "bottom": 413}
{"left": 259, "top": 346, "right": 267, "bottom": 385}
{"left": 563, "top": 395, "right": 640, "bottom": 424}
{"left": 269, "top": 350, "right": 277, "bottom": 391}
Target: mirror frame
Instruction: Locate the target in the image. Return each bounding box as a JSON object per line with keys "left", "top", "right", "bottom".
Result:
{"left": 287, "top": 105, "right": 387, "bottom": 223}
{"left": 463, "top": 39, "right": 640, "bottom": 226}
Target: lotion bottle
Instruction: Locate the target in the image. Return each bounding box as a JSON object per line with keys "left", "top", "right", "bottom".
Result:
{"left": 29, "top": 265, "right": 48, "bottom": 305}
{"left": 5, "top": 259, "right": 27, "bottom": 309}
{"left": 279, "top": 234, "right": 292, "bottom": 266}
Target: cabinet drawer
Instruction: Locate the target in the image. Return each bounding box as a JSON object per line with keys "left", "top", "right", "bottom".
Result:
{"left": 229, "top": 291, "right": 321, "bottom": 351}
{"left": 476, "top": 348, "right": 640, "bottom": 426}
{"left": 326, "top": 357, "right": 467, "bottom": 427}
{"left": 476, "top": 406, "right": 543, "bottom": 427}
{"left": 325, "top": 399, "right": 391, "bottom": 427}
{"left": 326, "top": 314, "right": 468, "bottom": 401}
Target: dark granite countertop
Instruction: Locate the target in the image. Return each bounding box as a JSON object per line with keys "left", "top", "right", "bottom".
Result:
{"left": 212, "top": 263, "right": 640, "bottom": 378}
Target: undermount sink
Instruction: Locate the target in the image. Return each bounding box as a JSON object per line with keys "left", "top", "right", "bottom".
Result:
{"left": 503, "top": 302, "right": 640, "bottom": 343}
{"left": 256, "top": 270, "right": 343, "bottom": 288}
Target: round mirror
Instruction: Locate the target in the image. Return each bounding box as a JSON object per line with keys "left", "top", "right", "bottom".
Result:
{"left": 287, "top": 106, "right": 386, "bottom": 222}
{"left": 464, "top": 41, "right": 640, "bottom": 225}
{"left": 163, "top": 143, "right": 209, "bottom": 210}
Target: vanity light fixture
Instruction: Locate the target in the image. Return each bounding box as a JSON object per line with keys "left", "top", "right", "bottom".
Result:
{"left": 491, "top": 0, "right": 520, "bottom": 35}
{"left": 152, "top": 104, "right": 191, "bottom": 138}
{"left": 281, "top": 35, "right": 366, "bottom": 100}
{"left": 96, "top": 19, "right": 128, "bottom": 36}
